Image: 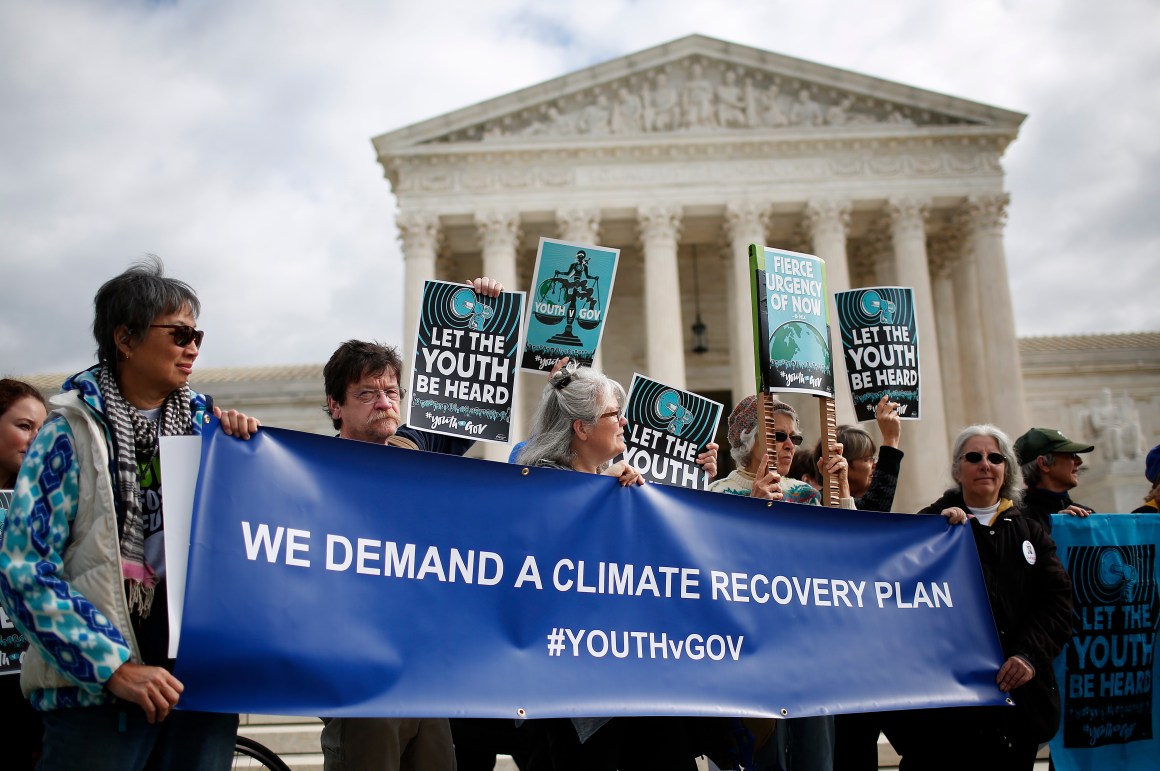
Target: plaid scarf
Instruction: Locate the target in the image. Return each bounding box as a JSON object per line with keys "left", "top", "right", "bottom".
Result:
{"left": 97, "top": 364, "right": 193, "bottom": 618}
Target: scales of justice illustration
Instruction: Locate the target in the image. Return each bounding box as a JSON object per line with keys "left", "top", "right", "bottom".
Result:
{"left": 534, "top": 250, "right": 604, "bottom": 346}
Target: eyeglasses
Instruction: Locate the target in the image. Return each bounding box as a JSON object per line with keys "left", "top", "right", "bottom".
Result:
{"left": 962, "top": 451, "right": 1006, "bottom": 465}
{"left": 772, "top": 430, "right": 804, "bottom": 446}
{"left": 598, "top": 409, "right": 624, "bottom": 422}
{"left": 150, "top": 324, "right": 204, "bottom": 348}
{"left": 553, "top": 359, "right": 579, "bottom": 390}
{"left": 351, "top": 387, "right": 406, "bottom": 405}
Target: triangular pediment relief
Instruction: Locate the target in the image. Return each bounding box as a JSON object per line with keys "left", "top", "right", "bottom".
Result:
{"left": 374, "top": 35, "right": 1024, "bottom": 152}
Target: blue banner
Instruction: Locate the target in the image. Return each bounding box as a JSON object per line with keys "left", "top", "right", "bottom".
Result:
{"left": 1049, "top": 513, "right": 1160, "bottom": 771}
{"left": 174, "top": 426, "right": 1008, "bottom": 719}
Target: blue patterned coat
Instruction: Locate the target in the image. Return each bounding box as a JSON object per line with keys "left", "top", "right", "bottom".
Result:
{"left": 0, "top": 366, "right": 212, "bottom": 711}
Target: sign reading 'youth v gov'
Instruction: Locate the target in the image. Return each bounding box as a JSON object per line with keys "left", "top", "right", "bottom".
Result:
{"left": 175, "top": 426, "right": 1009, "bottom": 720}
{"left": 521, "top": 237, "right": 619, "bottom": 373}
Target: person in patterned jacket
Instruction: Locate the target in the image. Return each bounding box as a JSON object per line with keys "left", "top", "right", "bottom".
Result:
{"left": 0, "top": 257, "right": 257, "bottom": 771}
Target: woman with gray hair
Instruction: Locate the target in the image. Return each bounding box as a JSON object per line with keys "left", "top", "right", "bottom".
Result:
{"left": 516, "top": 359, "right": 643, "bottom": 484}
{"left": 0, "top": 257, "right": 258, "bottom": 771}
{"left": 889, "top": 424, "right": 1072, "bottom": 770}
{"left": 515, "top": 358, "right": 721, "bottom": 770}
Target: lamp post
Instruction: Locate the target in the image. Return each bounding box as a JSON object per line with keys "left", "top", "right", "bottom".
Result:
{"left": 691, "top": 245, "right": 708, "bottom": 354}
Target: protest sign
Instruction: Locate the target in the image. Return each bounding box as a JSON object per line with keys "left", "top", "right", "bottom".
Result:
{"left": 620, "top": 374, "right": 722, "bottom": 490}
{"left": 409, "top": 280, "right": 525, "bottom": 444}
{"left": 748, "top": 245, "right": 834, "bottom": 397}
{"left": 835, "top": 287, "right": 920, "bottom": 421}
{"left": 173, "top": 424, "right": 1009, "bottom": 719}
{"left": 521, "top": 237, "right": 618, "bottom": 373}
{"left": 1049, "top": 513, "right": 1160, "bottom": 771}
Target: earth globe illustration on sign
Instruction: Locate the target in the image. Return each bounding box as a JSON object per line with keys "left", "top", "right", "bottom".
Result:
{"left": 770, "top": 321, "right": 831, "bottom": 369}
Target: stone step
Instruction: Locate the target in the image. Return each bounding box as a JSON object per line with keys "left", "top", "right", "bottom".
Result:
{"left": 235, "top": 718, "right": 1051, "bottom": 770}
{"left": 239, "top": 721, "right": 324, "bottom": 756}
{"left": 238, "top": 715, "right": 324, "bottom": 770}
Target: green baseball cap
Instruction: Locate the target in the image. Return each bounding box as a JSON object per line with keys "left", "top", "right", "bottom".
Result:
{"left": 1014, "top": 428, "right": 1095, "bottom": 466}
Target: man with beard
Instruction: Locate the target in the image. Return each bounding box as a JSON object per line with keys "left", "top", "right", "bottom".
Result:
{"left": 318, "top": 278, "right": 502, "bottom": 771}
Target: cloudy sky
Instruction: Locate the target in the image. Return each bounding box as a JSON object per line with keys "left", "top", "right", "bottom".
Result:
{"left": 2, "top": 0, "right": 1157, "bottom": 377}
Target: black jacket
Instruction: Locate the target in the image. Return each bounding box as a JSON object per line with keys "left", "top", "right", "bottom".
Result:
{"left": 855, "top": 444, "right": 903, "bottom": 512}
{"left": 919, "top": 490, "right": 1073, "bottom": 743}
{"left": 1020, "top": 486, "right": 1091, "bottom": 533}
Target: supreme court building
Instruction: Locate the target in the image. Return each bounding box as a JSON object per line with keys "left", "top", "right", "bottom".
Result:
{"left": 21, "top": 37, "right": 1158, "bottom": 515}
{"left": 372, "top": 35, "right": 1031, "bottom": 512}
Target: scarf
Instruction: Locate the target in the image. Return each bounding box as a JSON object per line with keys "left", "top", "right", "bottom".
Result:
{"left": 97, "top": 364, "right": 193, "bottom": 617}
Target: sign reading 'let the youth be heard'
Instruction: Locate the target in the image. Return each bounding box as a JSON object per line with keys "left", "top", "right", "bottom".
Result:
{"left": 619, "top": 374, "right": 722, "bottom": 491}
{"left": 1049, "top": 514, "right": 1160, "bottom": 771}
{"left": 408, "top": 280, "right": 525, "bottom": 443}
{"left": 749, "top": 245, "right": 834, "bottom": 397}
{"left": 835, "top": 287, "right": 921, "bottom": 421}
{"left": 173, "top": 424, "right": 1010, "bottom": 720}
{"left": 521, "top": 237, "right": 619, "bottom": 373}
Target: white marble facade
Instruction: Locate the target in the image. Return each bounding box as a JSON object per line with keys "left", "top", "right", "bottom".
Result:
{"left": 21, "top": 38, "right": 1157, "bottom": 513}
{"left": 372, "top": 34, "right": 1031, "bottom": 512}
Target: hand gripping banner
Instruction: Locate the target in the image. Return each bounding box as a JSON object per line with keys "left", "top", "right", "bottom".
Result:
{"left": 174, "top": 426, "right": 1009, "bottom": 719}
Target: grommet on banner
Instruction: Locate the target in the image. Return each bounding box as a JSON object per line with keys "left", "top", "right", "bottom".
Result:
{"left": 517, "top": 708, "right": 526, "bottom": 718}
{"left": 780, "top": 708, "right": 789, "bottom": 716}
{"left": 767, "top": 501, "right": 774, "bottom": 507}
{"left": 521, "top": 467, "right": 530, "bottom": 476}
{"left": 1004, "top": 697, "right": 1014, "bottom": 706}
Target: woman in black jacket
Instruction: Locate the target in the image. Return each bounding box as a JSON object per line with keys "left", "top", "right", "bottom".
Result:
{"left": 888, "top": 424, "right": 1072, "bottom": 771}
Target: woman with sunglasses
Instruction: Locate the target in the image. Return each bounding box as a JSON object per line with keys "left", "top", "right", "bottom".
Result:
{"left": 711, "top": 395, "right": 851, "bottom": 771}
{"left": 514, "top": 359, "right": 719, "bottom": 770}
{"left": 710, "top": 394, "right": 853, "bottom": 508}
{"left": 0, "top": 257, "right": 258, "bottom": 771}
{"left": 889, "top": 424, "right": 1071, "bottom": 771}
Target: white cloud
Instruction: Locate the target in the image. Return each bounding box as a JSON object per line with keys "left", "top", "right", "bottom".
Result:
{"left": 2, "top": 0, "right": 1157, "bottom": 379}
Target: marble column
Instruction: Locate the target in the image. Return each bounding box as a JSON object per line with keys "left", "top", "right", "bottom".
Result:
{"left": 723, "top": 201, "right": 770, "bottom": 401}
{"left": 963, "top": 194, "right": 1027, "bottom": 436}
{"left": 804, "top": 199, "right": 856, "bottom": 425}
{"left": 396, "top": 210, "right": 442, "bottom": 386}
{"left": 950, "top": 205, "right": 993, "bottom": 424}
{"left": 556, "top": 208, "right": 604, "bottom": 372}
{"left": 887, "top": 198, "right": 949, "bottom": 512}
{"left": 637, "top": 205, "right": 686, "bottom": 389}
{"left": 862, "top": 217, "right": 896, "bottom": 287}
{"left": 927, "top": 232, "right": 966, "bottom": 438}
{"left": 475, "top": 210, "right": 523, "bottom": 461}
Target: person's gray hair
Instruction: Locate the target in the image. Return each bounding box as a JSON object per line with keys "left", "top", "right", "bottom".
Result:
{"left": 93, "top": 255, "right": 201, "bottom": 375}
{"left": 950, "top": 424, "right": 1024, "bottom": 504}
{"left": 836, "top": 425, "right": 876, "bottom": 462}
{"left": 1020, "top": 452, "right": 1055, "bottom": 488}
{"left": 516, "top": 366, "right": 625, "bottom": 472}
{"left": 731, "top": 398, "right": 799, "bottom": 471}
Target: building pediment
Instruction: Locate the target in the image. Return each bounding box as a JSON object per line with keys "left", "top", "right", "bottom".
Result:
{"left": 373, "top": 35, "right": 1025, "bottom": 154}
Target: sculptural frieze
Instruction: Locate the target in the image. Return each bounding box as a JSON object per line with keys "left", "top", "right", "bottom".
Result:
{"left": 430, "top": 58, "right": 958, "bottom": 145}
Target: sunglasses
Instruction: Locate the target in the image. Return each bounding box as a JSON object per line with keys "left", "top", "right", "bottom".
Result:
{"left": 962, "top": 451, "right": 1006, "bottom": 465}
{"left": 150, "top": 324, "right": 204, "bottom": 348}
{"left": 772, "top": 430, "right": 804, "bottom": 446}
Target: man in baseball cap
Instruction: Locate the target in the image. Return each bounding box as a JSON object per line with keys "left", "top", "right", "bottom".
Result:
{"left": 1014, "top": 427, "right": 1095, "bottom": 532}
